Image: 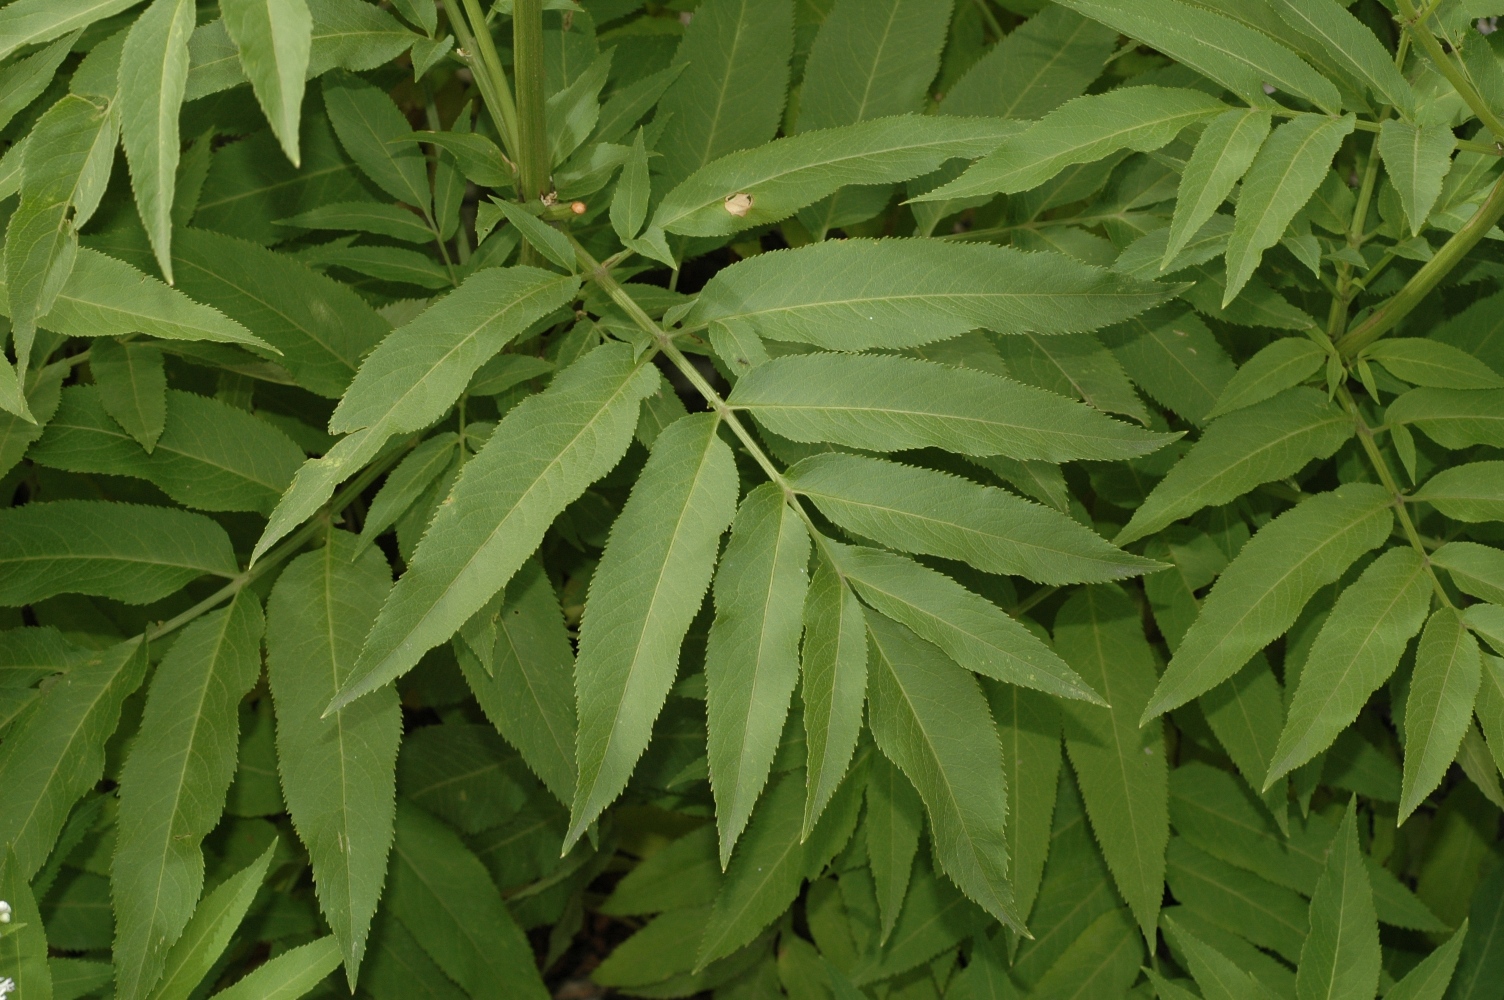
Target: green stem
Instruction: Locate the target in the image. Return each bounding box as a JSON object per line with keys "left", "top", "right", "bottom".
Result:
{"left": 512, "top": 0, "right": 550, "bottom": 203}
{"left": 1398, "top": 0, "right": 1504, "bottom": 139}
{"left": 1338, "top": 386, "right": 1451, "bottom": 606}
{"left": 572, "top": 239, "right": 825, "bottom": 541}
{"left": 970, "top": 0, "right": 1006, "bottom": 42}
{"left": 142, "top": 439, "right": 417, "bottom": 644}
{"left": 440, "top": 0, "right": 520, "bottom": 164}
{"left": 1337, "top": 169, "right": 1504, "bottom": 357}
{"left": 1326, "top": 125, "right": 1388, "bottom": 339}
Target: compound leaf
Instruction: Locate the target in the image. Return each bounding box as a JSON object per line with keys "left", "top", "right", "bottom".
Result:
{"left": 335, "top": 344, "right": 657, "bottom": 711}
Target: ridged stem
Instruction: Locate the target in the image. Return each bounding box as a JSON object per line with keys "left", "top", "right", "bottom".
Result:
{"left": 1337, "top": 170, "right": 1504, "bottom": 357}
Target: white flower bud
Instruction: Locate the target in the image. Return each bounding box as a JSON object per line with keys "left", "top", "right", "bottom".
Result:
{"left": 0, "top": 900, "right": 11, "bottom": 923}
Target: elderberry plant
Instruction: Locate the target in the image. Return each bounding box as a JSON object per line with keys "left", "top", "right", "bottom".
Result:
{"left": 1, "top": 1, "right": 1503, "bottom": 998}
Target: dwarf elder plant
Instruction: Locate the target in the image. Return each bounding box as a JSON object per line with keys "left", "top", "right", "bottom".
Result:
{"left": 2, "top": 0, "right": 1504, "bottom": 997}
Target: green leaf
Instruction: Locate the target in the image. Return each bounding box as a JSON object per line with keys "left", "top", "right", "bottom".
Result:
{"left": 994, "top": 329, "right": 1150, "bottom": 424}
{"left": 1166, "top": 838, "right": 1308, "bottom": 964}
{"left": 728, "top": 353, "right": 1177, "bottom": 462}
{"left": 0, "top": 637, "right": 145, "bottom": 878}
{"left": 1271, "top": 0, "right": 1414, "bottom": 114}
{"left": 545, "top": 49, "right": 611, "bottom": 166}
{"left": 172, "top": 228, "right": 389, "bottom": 398}
{"left": 1207, "top": 337, "right": 1326, "bottom": 420}
{"left": 830, "top": 542, "right": 1102, "bottom": 703}
{"left": 1413, "top": 461, "right": 1504, "bottom": 522}
{"left": 913, "top": 87, "right": 1225, "bottom": 203}
{"left": 864, "top": 751, "right": 922, "bottom": 944}
{"left": 113, "top": 591, "right": 264, "bottom": 1000}
{"left": 491, "top": 200, "right": 576, "bottom": 272}
{"left": 1366, "top": 339, "right": 1504, "bottom": 390}
{"left": 267, "top": 533, "right": 400, "bottom": 983}
{"left": 1056, "top": 585, "right": 1169, "bottom": 944}
{"left": 610, "top": 130, "right": 650, "bottom": 243}
{"left": 333, "top": 344, "right": 656, "bottom": 712}
{"left": 89, "top": 339, "right": 167, "bottom": 452}
{"left": 1161, "top": 912, "right": 1270, "bottom": 1000}
{"left": 330, "top": 268, "right": 578, "bottom": 435}
{"left": 4, "top": 94, "right": 117, "bottom": 376}
{"left": 149, "top": 842, "right": 276, "bottom": 1000}
{"left": 652, "top": 0, "right": 794, "bottom": 189}
{"left": 0, "top": 846, "right": 53, "bottom": 1000}
{"left": 865, "top": 612, "right": 1022, "bottom": 931}
{"left": 456, "top": 558, "right": 578, "bottom": 807}
{"left": 1058, "top": 0, "right": 1340, "bottom": 111}
{"left": 1098, "top": 304, "right": 1238, "bottom": 427}
{"left": 1117, "top": 387, "right": 1353, "bottom": 545}
{"left": 208, "top": 937, "right": 341, "bottom": 1000}
{"left": 1377, "top": 122, "right": 1456, "bottom": 237}
{"left": 1384, "top": 921, "right": 1468, "bottom": 1000}
{"left": 687, "top": 238, "right": 1178, "bottom": 352}
{"left": 1224, "top": 114, "right": 1356, "bottom": 305}
{"left": 0, "top": 0, "right": 141, "bottom": 61}
{"left": 1162, "top": 109, "right": 1271, "bottom": 269}
{"left": 1433, "top": 541, "right": 1504, "bottom": 604}
{"left": 360, "top": 913, "right": 468, "bottom": 1000}
{"left": 32, "top": 386, "right": 306, "bottom": 514}
{"left": 985, "top": 681, "right": 1062, "bottom": 928}
{"left": 790, "top": 452, "right": 1160, "bottom": 584}
{"left": 357, "top": 433, "right": 459, "bottom": 552}
{"left": 277, "top": 202, "right": 438, "bottom": 243}
{"left": 797, "top": 0, "right": 948, "bottom": 129}
{"left": 119, "top": 0, "right": 196, "bottom": 284}
{"left": 940, "top": 4, "right": 1117, "bottom": 119}
{"left": 1295, "top": 800, "right": 1379, "bottom": 1000}
{"left": 1143, "top": 482, "right": 1394, "bottom": 720}
{"left": 0, "top": 30, "right": 78, "bottom": 139}
{"left": 799, "top": 549, "right": 868, "bottom": 836}
{"left": 706, "top": 482, "right": 810, "bottom": 864}
{"left": 221, "top": 0, "right": 312, "bottom": 165}
{"left": 1169, "top": 760, "right": 1312, "bottom": 892}
{"left": 322, "top": 70, "right": 430, "bottom": 214}
{"left": 0, "top": 500, "right": 237, "bottom": 607}
{"left": 848, "top": 849, "right": 974, "bottom": 986}
{"left": 599, "top": 825, "right": 720, "bottom": 917}
{"left": 1029, "top": 906, "right": 1143, "bottom": 999}
{"left": 568, "top": 413, "right": 738, "bottom": 845}
{"left": 1199, "top": 655, "right": 1289, "bottom": 823}
{"left": 656, "top": 115, "right": 1015, "bottom": 236}
{"left": 5, "top": 248, "right": 268, "bottom": 351}
{"left": 1268, "top": 547, "right": 1432, "bottom": 785}
{"left": 695, "top": 767, "right": 810, "bottom": 968}
{"left": 1400, "top": 608, "right": 1483, "bottom": 820}
{"left": 1386, "top": 387, "right": 1504, "bottom": 450}
{"left": 387, "top": 802, "right": 548, "bottom": 1000}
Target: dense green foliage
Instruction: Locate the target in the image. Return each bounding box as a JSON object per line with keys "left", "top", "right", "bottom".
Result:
{"left": 2, "top": 0, "right": 1504, "bottom": 998}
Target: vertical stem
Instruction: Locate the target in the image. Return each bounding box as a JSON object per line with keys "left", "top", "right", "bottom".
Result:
{"left": 513, "top": 0, "right": 551, "bottom": 203}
